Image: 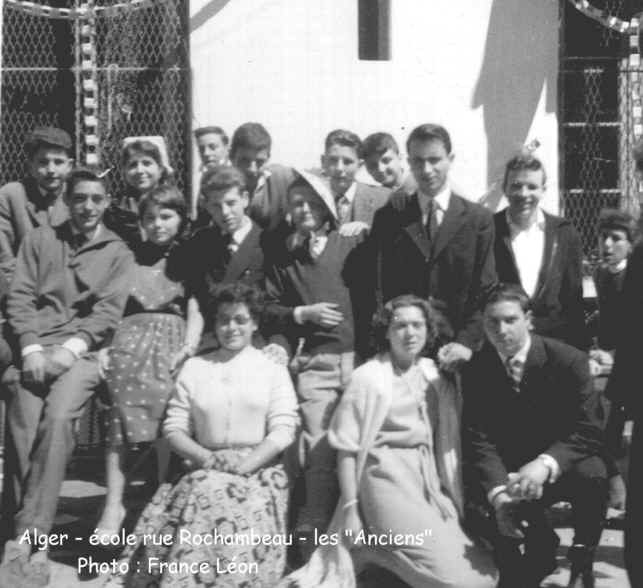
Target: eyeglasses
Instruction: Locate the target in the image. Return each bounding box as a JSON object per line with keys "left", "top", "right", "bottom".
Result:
{"left": 216, "top": 314, "right": 253, "bottom": 326}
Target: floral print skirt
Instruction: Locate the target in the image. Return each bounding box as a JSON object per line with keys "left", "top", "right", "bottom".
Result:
{"left": 106, "top": 453, "right": 290, "bottom": 587}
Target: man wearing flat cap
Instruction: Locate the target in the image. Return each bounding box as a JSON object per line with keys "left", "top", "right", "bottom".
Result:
{"left": 0, "top": 126, "right": 73, "bottom": 285}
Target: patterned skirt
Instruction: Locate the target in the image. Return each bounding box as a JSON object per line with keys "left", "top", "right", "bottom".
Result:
{"left": 106, "top": 452, "right": 291, "bottom": 587}
{"left": 105, "top": 312, "right": 185, "bottom": 445}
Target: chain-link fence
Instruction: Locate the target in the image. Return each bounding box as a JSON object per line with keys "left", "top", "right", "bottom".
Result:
{"left": 0, "top": 0, "right": 190, "bottom": 449}
{"left": 0, "top": 0, "right": 190, "bottom": 195}
{"left": 561, "top": 0, "right": 641, "bottom": 264}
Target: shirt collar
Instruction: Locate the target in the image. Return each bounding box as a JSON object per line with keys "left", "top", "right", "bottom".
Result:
{"left": 498, "top": 334, "right": 531, "bottom": 365}
{"left": 253, "top": 168, "right": 272, "bottom": 194}
{"left": 70, "top": 222, "right": 102, "bottom": 243}
{"left": 418, "top": 183, "right": 451, "bottom": 213}
{"left": 229, "top": 216, "right": 252, "bottom": 245}
{"left": 506, "top": 207, "right": 546, "bottom": 235}
{"left": 608, "top": 258, "right": 628, "bottom": 274}
{"left": 337, "top": 182, "right": 357, "bottom": 204}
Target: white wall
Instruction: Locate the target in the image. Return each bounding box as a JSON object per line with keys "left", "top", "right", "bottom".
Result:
{"left": 190, "top": 0, "right": 560, "bottom": 211}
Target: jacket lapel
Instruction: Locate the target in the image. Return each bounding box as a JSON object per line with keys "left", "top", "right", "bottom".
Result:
{"left": 496, "top": 213, "right": 520, "bottom": 281}
{"left": 223, "top": 222, "right": 260, "bottom": 282}
{"left": 520, "top": 335, "right": 546, "bottom": 396}
{"left": 402, "top": 194, "right": 432, "bottom": 260}
{"left": 533, "top": 213, "right": 558, "bottom": 301}
{"left": 351, "top": 183, "right": 372, "bottom": 224}
{"left": 431, "top": 193, "right": 466, "bottom": 261}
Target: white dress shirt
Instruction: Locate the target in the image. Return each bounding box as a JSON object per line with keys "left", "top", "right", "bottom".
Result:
{"left": 507, "top": 208, "right": 546, "bottom": 298}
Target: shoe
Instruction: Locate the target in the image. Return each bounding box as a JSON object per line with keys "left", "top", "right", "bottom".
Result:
{"left": 22, "top": 551, "right": 50, "bottom": 588}
{"left": 0, "top": 540, "right": 29, "bottom": 588}
{"left": 93, "top": 504, "right": 126, "bottom": 548}
{"left": 567, "top": 544, "right": 596, "bottom": 588}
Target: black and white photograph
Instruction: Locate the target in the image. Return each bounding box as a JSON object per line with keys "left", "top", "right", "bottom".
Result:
{"left": 0, "top": 0, "right": 640, "bottom": 586}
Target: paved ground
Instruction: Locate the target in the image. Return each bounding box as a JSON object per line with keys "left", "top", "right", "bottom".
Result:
{"left": 6, "top": 478, "right": 628, "bottom": 587}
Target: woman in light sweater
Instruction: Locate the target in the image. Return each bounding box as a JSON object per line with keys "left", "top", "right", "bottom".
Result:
{"left": 106, "top": 282, "right": 299, "bottom": 588}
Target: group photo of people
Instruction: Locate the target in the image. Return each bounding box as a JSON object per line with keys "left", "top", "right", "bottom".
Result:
{"left": 0, "top": 115, "right": 638, "bottom": 588}
{"left": 1, "top": 0, "right": 642, "bottom": 587}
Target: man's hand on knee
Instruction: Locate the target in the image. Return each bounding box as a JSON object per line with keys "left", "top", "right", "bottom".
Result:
{"left": 45, "top": 346, "right": 77, "bottom": 380}
{"left": 22, "top": 351, "right": 47, "bottom": 386}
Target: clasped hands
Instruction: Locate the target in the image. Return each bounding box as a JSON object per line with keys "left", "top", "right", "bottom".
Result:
{"left": 494, "top": 458, "right": 551, "bottom": 539}
{"left": 187, "top": 450, "right": 253, "bottom": 476}
{"left": 22, "top": 346, "right": 77, "bottom": 387}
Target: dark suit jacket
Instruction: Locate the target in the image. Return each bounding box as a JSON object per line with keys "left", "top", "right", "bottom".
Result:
{"left": 247, "top": 164, "right": 296, "bottom": 233}
{"left": 0, "top": 177, "right": 68, "bottom": 284}
{"left": 494, "top": 210, "right": 587, "bottom": 349}
{"left": 462, "top": 335, "right": 604, "bottom": 494}
{"left": 185, "top": 221, "right": 265, "bottom": 311}
{"left": 606, "top": 241, "right": 643, "bottom": 419}
{"left": 369, "top": 191, "right": 496, "bottom": 350}
{"left": 349, "top": 182, "right": 390, "bottom": 227}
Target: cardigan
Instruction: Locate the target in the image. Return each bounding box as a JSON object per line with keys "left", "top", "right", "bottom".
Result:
{"left": 163, "top": 346, "right": 298, "bottom": 452}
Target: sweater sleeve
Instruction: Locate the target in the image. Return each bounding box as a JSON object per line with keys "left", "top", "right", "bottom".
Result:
{"left": 327, "top": 371, "right": 369, "bottom": 454}
{"left": 265, "top": 362, "right": 299, "bottom": 450}
{"left": 7, "top": 229, "right": 42, "bottom": 348}
{"left": 163, "top": 359, "right": 196, "bottom": 438}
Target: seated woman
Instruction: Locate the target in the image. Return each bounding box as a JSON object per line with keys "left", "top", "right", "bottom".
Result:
{"left": 106, "top": 282, "right": 299, "bottom": 587}
{"left": 285, "top": 294, "right": 497, "bottom": 587}
{"left": 95, "top": 185, "right": 203, "bottom": 537}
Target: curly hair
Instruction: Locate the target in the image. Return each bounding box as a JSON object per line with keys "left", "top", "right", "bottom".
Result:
{"left": 372, "top": 294, "right": 439, "bottom": 355}
{"left": 207, "top": 282, "right": 264, "bottom": 327}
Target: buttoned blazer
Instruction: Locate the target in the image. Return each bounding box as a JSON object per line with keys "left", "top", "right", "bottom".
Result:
{"left": 369, "top": 191, "right": 496, "bottom": 350}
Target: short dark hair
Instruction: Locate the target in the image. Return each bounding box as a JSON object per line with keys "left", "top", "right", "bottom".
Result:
{"left": 502, "top": 153, "right": 547, "bottom": 191}
{"left": 361, "top": 132, "right": 400, "bottom": 159}
{"left": 137, "top": 184, "right": 188, "bottom": 239}
{"left": 208, "top": 282, "right": 264, "bottom": 328}
{"left": 200, "top": 164, "right": 246, "bottom": 195}
{"left": 482, "top": 283, "right": 531, "bottom": 313}
{"left": 406, "top": 124, "right": 452, "bottom": 155}
{"left": 229, "top": 122, "right": 271, "bottom": 159}
{"left": 597, "top": 207, "right": 637, "bottom": 242}
{"left": 66, "top": 167, "right": 107, "bottom": 196}
{"left": 372, "top": 294, "right": 438, "bottom": 354}
{"left": 324, "top": 129, "right": 362, "bottom": 155}
{"left": 194, "top": 125, "right": 229, "bottom": 146}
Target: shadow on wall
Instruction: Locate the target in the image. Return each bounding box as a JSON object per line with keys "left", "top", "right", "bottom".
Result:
{"left": 190, "top": 0, "right": 233, "bottom": 33}
{"left": 472, "top": 0, "right": 558, "bottom": 210}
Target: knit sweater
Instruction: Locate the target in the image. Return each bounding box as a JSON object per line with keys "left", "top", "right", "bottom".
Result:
{"left": 265, "top": 230, "right": 366, "bottom": 356}
{"left": 7, "top": 221, "right": 134, "bottom": 350}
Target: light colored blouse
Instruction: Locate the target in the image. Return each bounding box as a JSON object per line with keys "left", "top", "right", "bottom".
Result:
{"left": 163, "top": 346, "right": 298, "bottom": 451}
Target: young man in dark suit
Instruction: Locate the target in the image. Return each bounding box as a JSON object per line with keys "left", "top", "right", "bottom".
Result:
{"left": 369, "top": 123, "right": 496, "bottom": 370}
{"left": 493, "top": 153, "right": 587, "bottom": 349}
{"left": 463, "top": 283, "right": 607, "bottom": 588}
{"left": 184, "top": 164, "right": 275, "bottom": 356}
{"left": 604, "top": 139, "right": 643, "bottom": 585}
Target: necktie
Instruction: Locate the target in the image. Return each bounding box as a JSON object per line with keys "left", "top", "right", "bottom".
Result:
{"left": 336, "top": 196, "right": 351, "bottom": 225}
{"left": 425, "top": 199, "right": 438, "bottom": 241}
{"left": 505, "top": 356, "right": 523, "bottom": 390}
